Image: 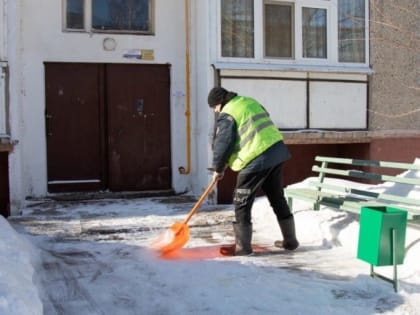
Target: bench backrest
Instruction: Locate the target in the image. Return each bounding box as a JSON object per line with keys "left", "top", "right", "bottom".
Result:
{"left": 311, "top": 156, "right": 420, "bottom": 209}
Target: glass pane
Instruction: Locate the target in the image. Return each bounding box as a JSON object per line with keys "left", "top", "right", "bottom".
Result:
{"left": 338, "top": 0, "right": 365, "bottom": 63}
{"left": 66, "top": 0, "right": 84, "bottom": 29}
{"left": 221, "top": 0, "right": 254, "bottom": 58}
{"left": 302, "top": 7, "right": 327, "bottom": 58}
{"left": 92, "top": 0, "right": 151, "bottom": 32}
{"left": 265, "top": 4, "right": 292, "bottom": 58}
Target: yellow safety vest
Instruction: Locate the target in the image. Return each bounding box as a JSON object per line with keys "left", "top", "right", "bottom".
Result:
{"left": 221, "top": 96, "right": 284, "bottom": 171}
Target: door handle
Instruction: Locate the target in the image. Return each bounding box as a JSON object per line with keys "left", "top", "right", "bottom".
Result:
{"left": 46, "top": 113, "right": 53, "bottom": 136}
{"left": 136, "top": 99, "right": 144, "bottom": 114}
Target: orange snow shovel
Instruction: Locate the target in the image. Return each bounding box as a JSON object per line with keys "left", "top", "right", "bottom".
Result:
{"left": 153, "top": 178, "right": 218, "bottom": 255}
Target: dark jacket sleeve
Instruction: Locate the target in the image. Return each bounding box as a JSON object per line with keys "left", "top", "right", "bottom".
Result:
{"left": 212, "top": 113, "right": 237, "bottom": 173}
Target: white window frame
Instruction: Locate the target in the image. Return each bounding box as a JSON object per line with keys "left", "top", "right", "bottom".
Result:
{"left": 62, "top": 0, "right": 155, "bottom": 35}
{"left": 298, "top": 1, "right": 332, "bottom": 65}
{"left": 262, "top": 1, "right": 295, "bottom": 60}
{"left": 0, "top": 63, "right": 8, "bottom": 137}
{"left": 216, "top": 0, "right": 369, "bottom": 70}
{"left": 216, "top": 0, "right": 256, "bottom": 64}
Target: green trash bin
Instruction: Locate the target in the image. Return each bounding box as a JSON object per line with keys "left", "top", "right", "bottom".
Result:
{"left": 357, "top": 206, "right": 407, "bottom": 266}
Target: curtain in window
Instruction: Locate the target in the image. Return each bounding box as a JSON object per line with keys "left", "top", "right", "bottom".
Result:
{"left": 338, "top": 0, "right": 365, "bottom": 63}
{"left": 221, "top": 0, "right": 254, "bottom": 58}
{"left": 265, "top": 4, "right": 292, "bottom": 58}
{"left": 302, "top": 8, "right": 327, "bottom": 58}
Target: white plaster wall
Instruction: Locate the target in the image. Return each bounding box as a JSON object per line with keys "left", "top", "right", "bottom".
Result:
{"left": 221, "top": 78, "right": 307, "bottom": 129}
{"left": 310, "top": 82, "right": 367, "bottom": 129}
{"left": 0, "top": 1, "right": 7, "bottom": 136}
{"left": 188, "top": 0, "right": 221, "bottom": 199}
{"left": 0, "top": 0, "right": 5, "bottom": 60}
{"left": 7, "top": 0, "right": 25, "bottom": 213}
{"left": 189, "top": 0, "right": 212, "bottom": 196}
{"left": 9, "top": 0, "right": 191, "bottom": 207}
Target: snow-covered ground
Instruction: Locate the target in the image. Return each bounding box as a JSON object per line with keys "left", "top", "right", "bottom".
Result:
{"left": 1, "top": 177, "right": 420, "bottom": 315}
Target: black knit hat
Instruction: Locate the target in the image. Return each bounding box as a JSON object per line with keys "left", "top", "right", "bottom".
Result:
{"left": 207, "top": 87, "right": 228, "bottom": 107}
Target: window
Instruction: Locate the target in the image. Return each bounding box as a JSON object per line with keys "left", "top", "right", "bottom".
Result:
{"left": 64, "top": 0, "right": 154, "bottom": 34}
{"left": 338, "top": 0, "right": 365, "bottom": 63}
{"left": 264, "top": 3, "right": 293, "bottom": 58}
{"left": 66, "top": 0, "right": 84, "bottom": 30}
{"left": 92, "top": 0, "right": 151, "bottom": 32}
{"left": 221, "top": 0, "right": 254, "bottom": 58}
{"left": 219, "top": 0, "right": 367, "bottom": 65}
{"left": 302, "top": 7, "right": 327, "bottom": 59}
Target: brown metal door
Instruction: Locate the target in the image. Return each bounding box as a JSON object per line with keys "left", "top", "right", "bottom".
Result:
{"left": 106, "top": 64, "right": 171, "bottom": 191}
{"left": 45, "top": 63, "right": 105, "bottom": 192}
{"left": 0, "top": 152, "right": 9, "bottom": 217}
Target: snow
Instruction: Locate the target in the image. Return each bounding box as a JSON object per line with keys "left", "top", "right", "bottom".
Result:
{"left": 0, "top": 216, "right": 43, "bottom": 315}
{"left": 1, "top": 175, "right": 420, "bottom": 315}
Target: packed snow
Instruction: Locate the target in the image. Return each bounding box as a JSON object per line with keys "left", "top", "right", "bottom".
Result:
{"left": 1, "top": 174, "right": 420, "bottom": 315}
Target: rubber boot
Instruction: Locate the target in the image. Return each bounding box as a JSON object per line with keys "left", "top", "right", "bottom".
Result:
{"left": 274, "top": 215, "right": 299, "bottom": 250}
{"left": 220, "top": 223, "right": 253, "bottom": 256}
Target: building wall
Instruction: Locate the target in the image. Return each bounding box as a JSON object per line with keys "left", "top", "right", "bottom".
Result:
{"left": 369, "top": 0, "right": 420, "bottom": 130}
{"left": 0, "top": 0, "right": 5, "bottom": 60}
{"left": 198, "top": 0, "right": 420, "bottom": 204}
{"left": 4, "top": 1, "right": 420, "bottom": 213}
{"left": 190, "top": 0, "right": 217, "bottom": 196}
{"left": 219, "top": 70, "right": 369, "bottom": 130}
{"left": 6, "top": 0, "right": 194, "bottom": 213}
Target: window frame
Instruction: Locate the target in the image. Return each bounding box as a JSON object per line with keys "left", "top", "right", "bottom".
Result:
{"left": 301, "top": 6, "right": 328, "bottom": 59}
{"left": 62, "top": 0, "right": 155, "bottom": 35}
{"left": 220, "top": 0, "right": 255, "bottom": 58}
{"left": 337, "top": 0, "right": 367, "bottom": 63}
{"left": 298, "top": 2, "right": 332, "bottom": 64}
{"left": 62, "top": 0, "right": 86, "bottom": 32}
{"left": 216, "top": 0, "right": 369, "bottom": 69}
{"left": 263, "top": 1, "right": 295, "bottom": 60}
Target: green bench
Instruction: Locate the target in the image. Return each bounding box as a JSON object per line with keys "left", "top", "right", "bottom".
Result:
{"left": 285, "top": 156, "right": 420, "bottom": 221}
{"left": 285, "top": 155, "right": 420, "bottom": 291}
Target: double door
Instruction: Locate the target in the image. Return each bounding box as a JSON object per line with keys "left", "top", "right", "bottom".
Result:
{"left": 45, "top": 63, "right": 171, "bottom": 193}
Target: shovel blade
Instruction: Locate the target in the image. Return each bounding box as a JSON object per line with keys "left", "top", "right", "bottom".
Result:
{"left": 154, "top": 222, "right": 190, "bottom": 255}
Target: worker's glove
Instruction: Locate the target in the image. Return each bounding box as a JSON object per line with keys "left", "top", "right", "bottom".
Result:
{"left": 212, "top": 171, "right": 224, "bottom": 181}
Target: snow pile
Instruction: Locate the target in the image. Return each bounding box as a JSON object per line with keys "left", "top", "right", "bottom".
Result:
{"left": 0, "top": 216, "right": 43, "bottom": 315}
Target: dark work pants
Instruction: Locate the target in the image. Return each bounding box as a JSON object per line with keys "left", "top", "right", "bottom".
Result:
{"left": 233, "top": 163, "right": 292, "bottom": 224}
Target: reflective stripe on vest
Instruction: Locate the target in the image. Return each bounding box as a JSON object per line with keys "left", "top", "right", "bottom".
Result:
{"left": 221, "top": 96, "right": 283, "bottom": 171}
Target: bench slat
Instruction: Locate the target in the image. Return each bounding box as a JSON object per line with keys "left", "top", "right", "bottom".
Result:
{"left": 286, "top": 187, "right": 420, "bottom": 221}
{"left": 310, "top": 181, "right": 420, "bottom": 206}
{"left": 312, "top": 165, "right": 420, "bottom": 186}
{"left": 315, "top": 156, "right": 420, "bottom": 171}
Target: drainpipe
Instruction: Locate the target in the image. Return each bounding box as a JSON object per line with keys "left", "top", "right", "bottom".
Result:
{"left": 178, "top": 0, "right": 191, "bottom": 175}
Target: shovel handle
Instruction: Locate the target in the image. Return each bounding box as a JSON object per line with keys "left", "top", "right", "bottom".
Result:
{"left": 182, "top": 178, "right": 218, "bottom": 225}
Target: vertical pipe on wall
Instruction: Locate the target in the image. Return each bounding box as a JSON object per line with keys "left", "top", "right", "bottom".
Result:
{"left": 179, "top": 0, "right": 191, "bottom": 175}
